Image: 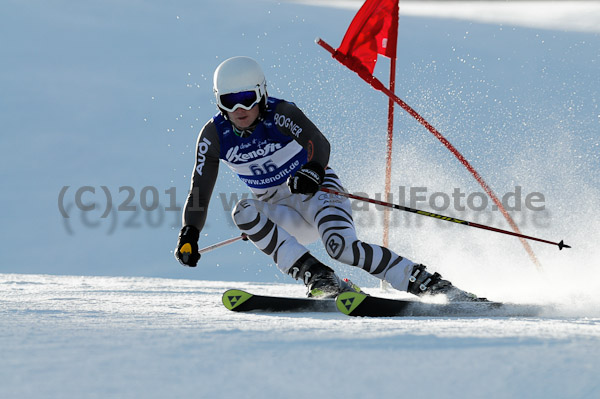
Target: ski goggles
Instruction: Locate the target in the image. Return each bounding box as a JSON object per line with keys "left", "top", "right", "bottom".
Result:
{"left": 217, "top": 88, "right": 261, "bottom": 113}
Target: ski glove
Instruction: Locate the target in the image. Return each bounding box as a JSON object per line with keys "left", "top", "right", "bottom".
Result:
{"left": 175, "top": 225, "right": 200, "bottom": 267}
{"left": 288, "top": 161, "right": 325, "bottom": 195}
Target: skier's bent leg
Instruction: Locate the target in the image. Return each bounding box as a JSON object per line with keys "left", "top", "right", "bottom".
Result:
{"left": 321, "top": 230, "right": 486, "bottom": 301}
{"left": 233, "top": 199, "right": 352, "bottom": 298}
{"left": 309, "top": 191, "right": 417, "bottom": 291}
{"left": 322, "top": 229, "right": 415, "bottom": 290}
{"left": 232, "top": 199, "right": 306, "bottom": 274}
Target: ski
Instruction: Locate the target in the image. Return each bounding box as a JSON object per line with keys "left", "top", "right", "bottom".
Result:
{"left": 336, "top": 291, "right": 543, "bottom": 318}
{"left": 222, "top": 289, "right": 337, "bottom": 313}
{"left": 222, "top": 289, "right": 543, "bottom": 317}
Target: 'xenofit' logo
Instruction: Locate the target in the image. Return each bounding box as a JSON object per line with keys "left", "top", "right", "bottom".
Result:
{"left": 226, "top": 143, "right": 282, "bottom": 163}
{"left": 195, "top": 137, "right": 212, "bottom": 176}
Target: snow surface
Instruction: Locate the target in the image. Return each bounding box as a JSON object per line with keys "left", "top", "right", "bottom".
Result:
{"left": 2, "top": 273, "right": 600, "bottom": 399}
{"left": 1, "top": 0, "right": 599, "bottom": 398}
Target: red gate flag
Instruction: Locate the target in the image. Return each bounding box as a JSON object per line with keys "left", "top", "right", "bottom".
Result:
{"left": 316, "top": 0, "right": 551, "bottom": 266}
{"left": 335, "top": 0, "right": 399, "bottom": 76}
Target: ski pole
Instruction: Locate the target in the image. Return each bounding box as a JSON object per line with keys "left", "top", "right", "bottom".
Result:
{"left": 198, "top": 233, "right": 248, "bottom": 254}
{"left": 320, "top": 187, "right": 571, "bottom": 250}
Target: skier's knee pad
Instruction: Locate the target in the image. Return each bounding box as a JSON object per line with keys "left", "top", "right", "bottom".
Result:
{"left": 232, "top": 199, "right": 260, "bottom": 228}
{"left": 322, "top": 231, "right": 358, "bottom": 266}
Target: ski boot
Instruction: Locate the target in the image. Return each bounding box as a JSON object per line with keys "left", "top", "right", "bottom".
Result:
{"left": 288, "top": 253, "right": 361, "bottom": 298}
{"left": 407, "top": 264, "right": 488, "bottom": 302}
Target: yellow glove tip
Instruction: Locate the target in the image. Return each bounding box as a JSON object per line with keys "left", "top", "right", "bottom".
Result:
{"left": 180, "top": 243, "right": 192, "bottom": 254}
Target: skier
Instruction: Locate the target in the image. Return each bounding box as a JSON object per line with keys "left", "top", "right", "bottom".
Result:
{"left": 175, "top": 56, "right": 486, "bottom": 301}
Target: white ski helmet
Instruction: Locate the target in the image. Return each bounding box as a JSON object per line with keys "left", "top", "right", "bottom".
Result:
{"left": 213, "top": 56, "right": 267, "bottom": 115}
